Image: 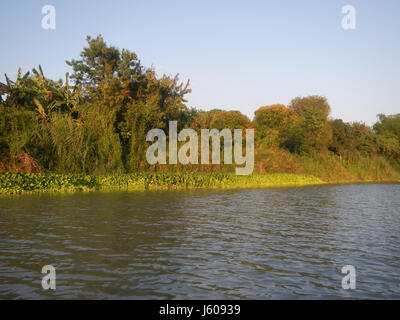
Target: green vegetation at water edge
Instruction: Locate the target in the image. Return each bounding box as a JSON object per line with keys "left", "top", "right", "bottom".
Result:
{"left": 0, "top": 172, "right": 324, "bottom": 194}
{"left": 1, "top": 36, "right": 400, "bottom": 181}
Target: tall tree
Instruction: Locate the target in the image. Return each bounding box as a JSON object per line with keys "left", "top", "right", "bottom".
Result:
{"left": 286, "top": 95, "right": 332, "bottom": 153}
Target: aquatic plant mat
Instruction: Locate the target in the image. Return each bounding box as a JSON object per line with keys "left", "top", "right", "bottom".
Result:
{"left": 0, "top": 172, "right": 325, "bottom": 194}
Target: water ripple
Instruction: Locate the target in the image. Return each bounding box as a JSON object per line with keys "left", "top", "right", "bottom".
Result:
{"left": 0, "top": 184, "right": 400, "bottom": 299}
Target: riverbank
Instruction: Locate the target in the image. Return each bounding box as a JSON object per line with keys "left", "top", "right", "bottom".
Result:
{"left": 1, "top": 172, "right": 399, "bottom": 195}
{"left": 255, "top": 148, "right": 400, "bottom": 183}
{"left": 0, "top": 172, "right": 327, "bottom": 195}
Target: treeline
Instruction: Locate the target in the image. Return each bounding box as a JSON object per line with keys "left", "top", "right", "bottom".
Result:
{"left": 1, "top": 36, "right": 399, "bottom": 180}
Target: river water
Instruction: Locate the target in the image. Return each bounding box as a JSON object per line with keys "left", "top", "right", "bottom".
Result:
{"left": 0, "top": 184, "right": 399, "bottom": 299}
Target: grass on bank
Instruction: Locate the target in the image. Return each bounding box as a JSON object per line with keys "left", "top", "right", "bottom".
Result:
{"left": 255, "top": 148, "right": 400, "bottom": 183}
{"left": 0, "top": 172, "right": 325, "bottom": 195}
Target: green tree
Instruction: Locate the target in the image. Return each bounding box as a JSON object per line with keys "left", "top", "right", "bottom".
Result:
{"left": 329, "top": 119, "right": 355, "bottom": 156}
{"left": 66, "top": 35, "right": 192, "bottom": 171}
{"left": 285, "top": 95, "right": 332, "bottom": 153}
{"left": 374, "top": 114, "right": 400, "bottom": 162}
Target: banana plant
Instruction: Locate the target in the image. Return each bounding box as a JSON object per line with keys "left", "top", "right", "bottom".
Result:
{"left": 1, "top": 68, "right": 32, "bottom": 109}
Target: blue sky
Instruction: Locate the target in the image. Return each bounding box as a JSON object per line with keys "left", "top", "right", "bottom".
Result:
{"left": 0, "top": 0, "right": 399, "bottom": 125}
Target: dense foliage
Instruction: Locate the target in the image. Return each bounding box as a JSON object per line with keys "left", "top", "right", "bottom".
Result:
{"left": 1, "top": 35, "right": 400, "bottom": 182}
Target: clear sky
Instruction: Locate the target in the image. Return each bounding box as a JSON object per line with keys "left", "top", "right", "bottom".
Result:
{"left": 1, "top": 0, "right": 399, "bottom": 125}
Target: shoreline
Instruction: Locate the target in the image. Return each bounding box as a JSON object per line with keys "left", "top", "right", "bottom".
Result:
{"left": 0, "top": 172, "right": 398, "bottom": 196}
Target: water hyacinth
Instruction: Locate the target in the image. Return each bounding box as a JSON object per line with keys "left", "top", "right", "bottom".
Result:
{"left": 0, "top": 172, "right": 324, "bottom": 195}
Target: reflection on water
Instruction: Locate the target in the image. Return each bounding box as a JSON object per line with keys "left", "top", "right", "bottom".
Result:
{"left": 0, "top": 184, "right": 399, "bottom": 299}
